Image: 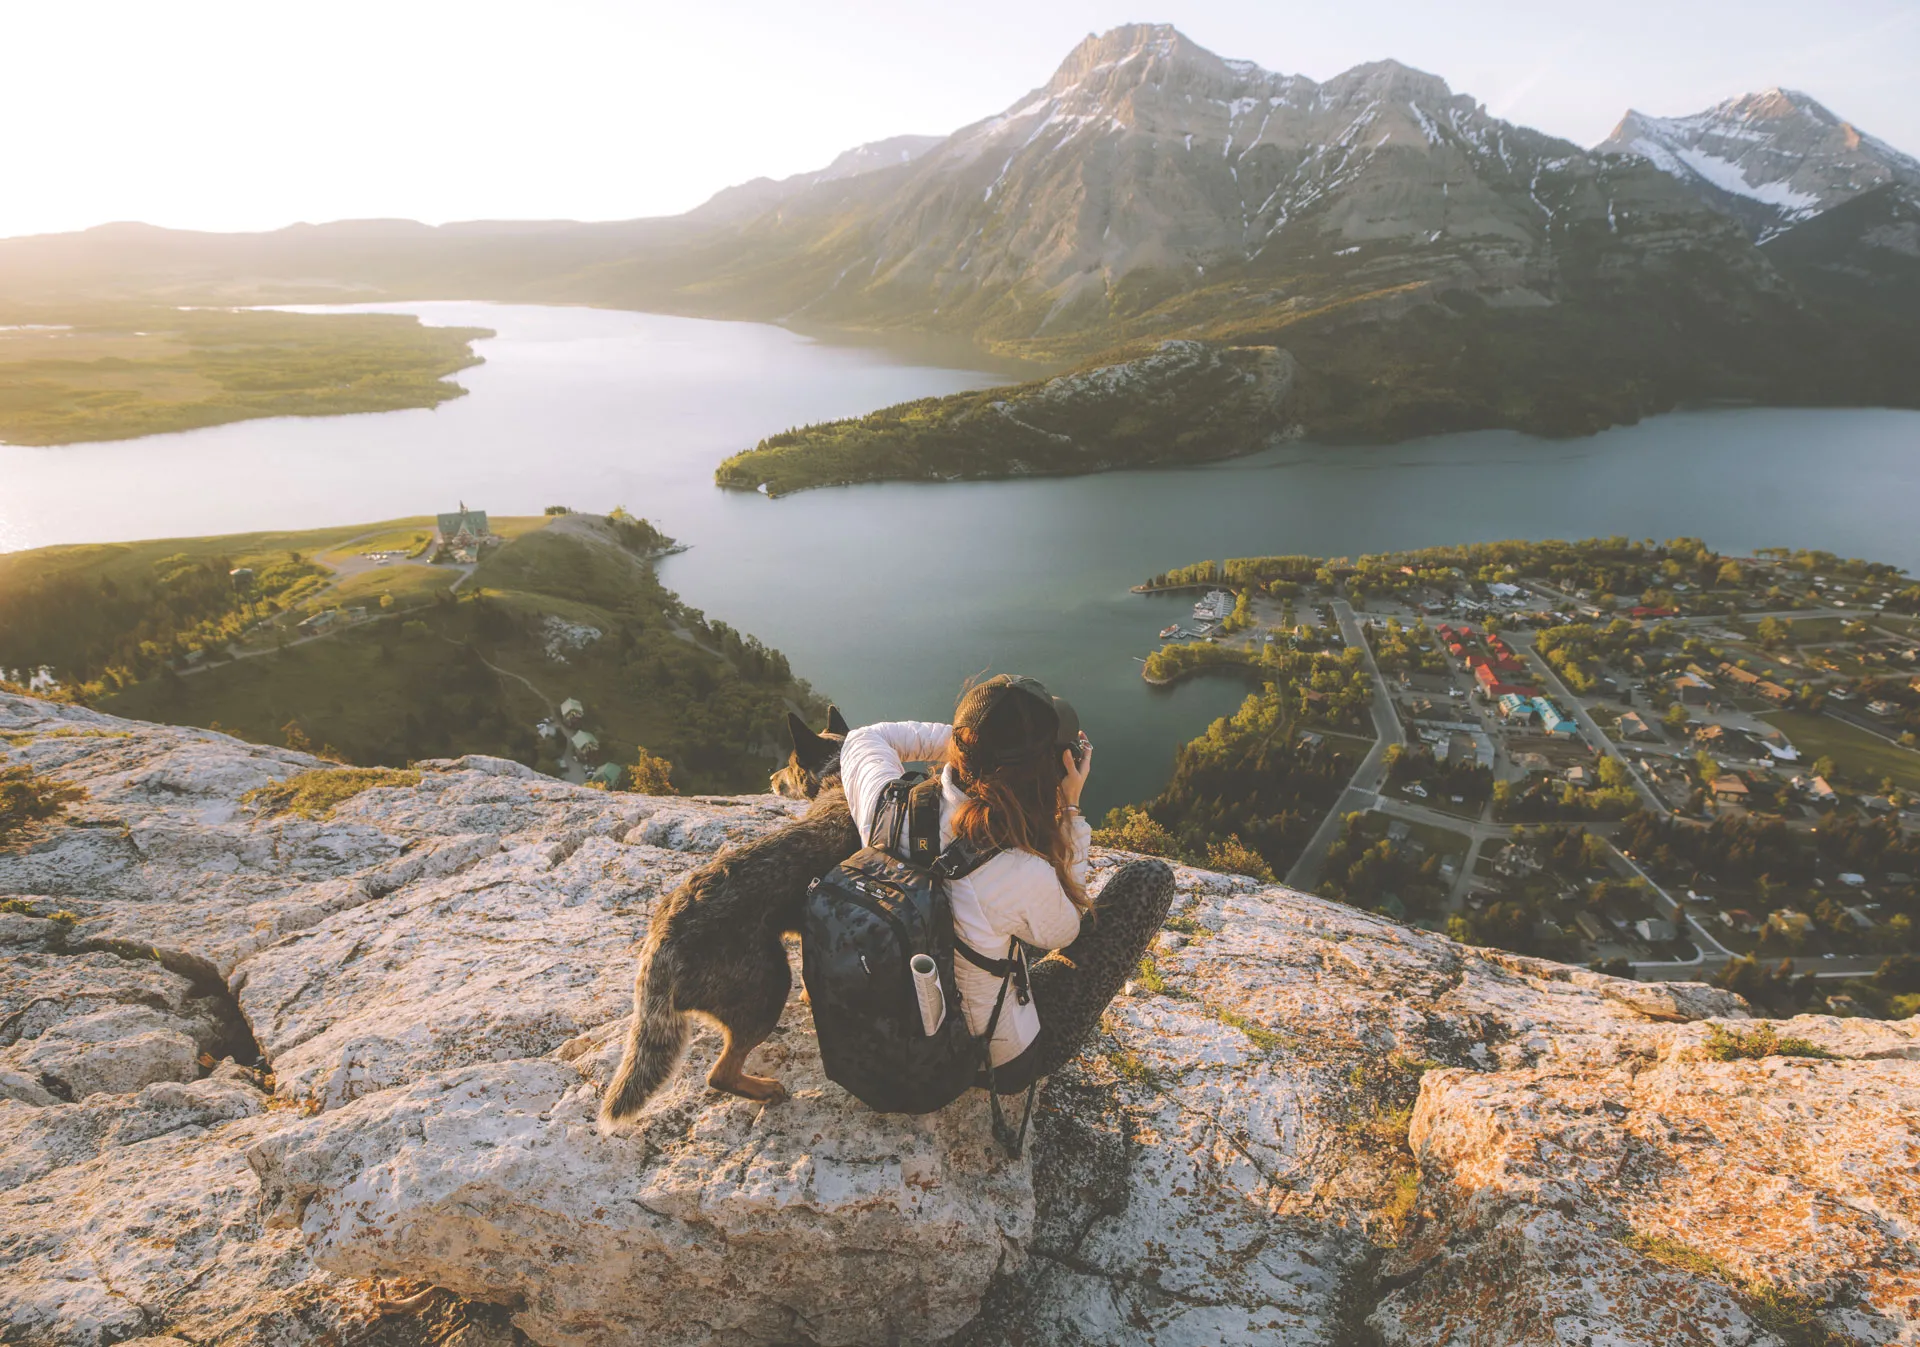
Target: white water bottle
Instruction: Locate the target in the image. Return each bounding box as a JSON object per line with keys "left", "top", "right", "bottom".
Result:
{"left": 910, "top": 953, "right": 946, "bottom": 1036}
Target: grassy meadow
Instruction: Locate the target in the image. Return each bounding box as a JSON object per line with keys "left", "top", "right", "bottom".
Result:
{"left": 0, "top": 305, "right": 488, "bottom": 444}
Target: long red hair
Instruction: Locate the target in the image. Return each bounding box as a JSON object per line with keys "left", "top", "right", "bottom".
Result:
{"left": 945, "top": 684, "right": 1088, "bottom": 909}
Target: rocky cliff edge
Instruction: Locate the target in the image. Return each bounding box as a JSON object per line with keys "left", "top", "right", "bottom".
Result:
{"left": 2, "top": 691, "right": 1915, "bottom": 1346}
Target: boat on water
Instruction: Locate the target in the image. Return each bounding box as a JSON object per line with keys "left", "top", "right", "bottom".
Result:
{"left": 1159, "top": 624, "right": 1183, "bottom": 639}
{"left": 1193, "top": 589, "right": 1235, "bottom": 621}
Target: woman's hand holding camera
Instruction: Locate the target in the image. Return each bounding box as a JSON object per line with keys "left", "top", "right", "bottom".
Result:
{"left": 1060, "top": 733, "right": 1092, "bottom": 810}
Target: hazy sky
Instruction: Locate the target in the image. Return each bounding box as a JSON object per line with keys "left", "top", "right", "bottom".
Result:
{"left": 5, "top": 0, "right": 1916, "bottom": 239}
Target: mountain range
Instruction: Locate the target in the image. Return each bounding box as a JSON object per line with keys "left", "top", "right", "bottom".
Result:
{"left": 3, "top": 23, "right": 1917, "bottom": 453}
{"left": 1596, "top": 87, "right": 1920, "bottom": 241}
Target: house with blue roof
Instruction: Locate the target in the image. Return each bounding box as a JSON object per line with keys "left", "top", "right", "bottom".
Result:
{"left": 1498, "top": 693, "right": 1535, "bottom": 724}
{"left": 1534, "top": 698, "right": 1579, "bottom": 735}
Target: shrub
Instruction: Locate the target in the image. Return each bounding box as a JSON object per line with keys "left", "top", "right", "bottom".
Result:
{"left": 245, "top": 767, "right": 422, "bottom": 819}
{"left": 1205, "top": 834, "right": 1276, "bottom": 881}
{"left": 1700, "top": 1022, "right": 1836, "bottom": 1061}
{"left": 1092, "top": 805, "right": 1177, "bottom": 856}
{"left": 0, "top": 766, "right": 86, "bottom": 846}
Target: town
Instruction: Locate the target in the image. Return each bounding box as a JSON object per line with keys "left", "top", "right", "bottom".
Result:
{"left": 1124, "top": 540, "right": 1920, "bottom": 1018}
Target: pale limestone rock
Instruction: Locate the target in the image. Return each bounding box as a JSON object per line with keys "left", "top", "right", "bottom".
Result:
{"left": 1, "top": 946, "right": 239, "bottom": 1101}
{"left": 1372, "top": 1206, "right": 1773, "bottom": 1345}
{"left": 233, "top": 833, "right": 709, "bottom": 1109}
{"left": 251, "top": 1024, "right": 1034, "bottom": 1347}
{"left": 0, "top": 1105, "right": 386, "bottom": 1347}
{"left": 0, "top": 1064, "right": 264, "bottom": 1187}
{"left": 6, "top": 691, "right": 1918, "bottom": 1347}
{"left": 1392, "top": 1028, "right": 1920, "bottom": 1345}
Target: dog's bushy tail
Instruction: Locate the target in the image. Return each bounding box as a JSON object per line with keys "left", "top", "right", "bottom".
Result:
{"left": 598, "top": 945, "right": 688, "bottom": 1133}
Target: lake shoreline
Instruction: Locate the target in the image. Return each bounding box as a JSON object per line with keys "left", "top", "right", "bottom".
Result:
{"left": 7, "top": 302, "right": 1919, "bottom": 815}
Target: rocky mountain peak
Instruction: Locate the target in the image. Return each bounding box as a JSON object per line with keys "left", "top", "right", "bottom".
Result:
{"left": 1597, "top": 87, "right": 1920, "bottom": 237}
{"left": 1045, "top": 22, "right": 1210, "bottom": 92}
{"left": 1319, "top": 57, "right": 1456, "bottom": 108}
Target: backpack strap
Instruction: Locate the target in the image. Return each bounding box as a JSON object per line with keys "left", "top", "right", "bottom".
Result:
{"left": 906, "top": 776, "right": 943, "bottom": 867}
{"left": 872, "top": 771, "right": 927, "bottom": 855}
{"left": 977, "top": 971, "right": 1039, "bottom": 1159}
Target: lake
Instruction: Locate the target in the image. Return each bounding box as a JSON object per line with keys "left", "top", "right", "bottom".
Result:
{"left": 3, "top": 301, "right": 1917, "bottom": 814}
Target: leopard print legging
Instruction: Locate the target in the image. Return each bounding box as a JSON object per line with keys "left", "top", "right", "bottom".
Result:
{"left": 985, "top": 857, "right": 1176, "bottom": 1093}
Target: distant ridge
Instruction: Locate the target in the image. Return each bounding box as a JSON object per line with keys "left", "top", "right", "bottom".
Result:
{"left": 1596, "top": 88, "right": 1920, "bottom": 239}
{"left": 688, "top": 134, "right": 946, "bottom": 223}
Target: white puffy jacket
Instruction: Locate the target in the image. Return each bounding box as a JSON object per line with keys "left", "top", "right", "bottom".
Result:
{"left": 841, "top": 721, "right": 1086, "bottom": 1065}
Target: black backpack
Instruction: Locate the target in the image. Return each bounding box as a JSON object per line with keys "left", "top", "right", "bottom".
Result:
{"left": 800, "top": 772, "right": 1039, "bottom": 1154}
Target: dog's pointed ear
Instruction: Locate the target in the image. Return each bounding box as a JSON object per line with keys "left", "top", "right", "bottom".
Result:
{"left": 786, "top": 711, "right": 816, "bottom": 752}
{"left": 826, "top": 705, "right": 849, "bottom": 737}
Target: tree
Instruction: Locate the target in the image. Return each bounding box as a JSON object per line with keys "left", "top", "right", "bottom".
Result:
{"left": 1812, "top": 755, "right": 1837, "bottom": 782}
{"left": 282, "top": 720, "right": 313, "bottom": 752}
{"left": 1665, "top": 703, "right": 1691, "bottom": 730}
{"left": 626, "top": 748, "right": 677, "bottom": 796}
{"left": 1876, "top": 954, "right": 1920, "bottom": 996}
{"left": 1716, "top": 560, "right": 1744, "bottom": 588}
{"left": 379, "top": 592, "right": 395, "bottom": 611}
{"left": 1598, "top": 756, "right": 1630, "bottom": 790}
{"left": 1885, "top": 914, "right": 1915, "bottom": 952}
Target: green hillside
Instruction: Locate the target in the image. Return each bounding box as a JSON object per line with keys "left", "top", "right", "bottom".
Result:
{"left": 1, "top": 513, "right": 822, "bottom": 793}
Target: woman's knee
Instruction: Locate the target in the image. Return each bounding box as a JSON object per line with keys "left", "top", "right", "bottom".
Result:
{"left": 1099, "top": 857, "right": 1176, "bottom": 917}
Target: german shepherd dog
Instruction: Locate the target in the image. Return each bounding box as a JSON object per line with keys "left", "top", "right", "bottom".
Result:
{"left": 599, "top": 708, "right": 856, "bottom": 1130}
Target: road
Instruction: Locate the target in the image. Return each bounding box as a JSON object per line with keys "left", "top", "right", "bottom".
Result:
{"left": 461, "top": 646, "right": 584, "bottom": 784}
{"left": 1510, "top": 631, "right": 1669, "bottom": 816}
{"left": 1286, "top": 600, "right": 1405, "bottom": 890}
{"left": 1607, "top": 839, "right": 1733, "bottom": 964}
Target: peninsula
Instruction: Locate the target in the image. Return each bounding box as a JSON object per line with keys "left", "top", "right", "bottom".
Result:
{"left": 0, "top": 306, "right": 488, "bottom": 445}
{"left": 715, "top": 341, "right": 1296, "bottom": 495}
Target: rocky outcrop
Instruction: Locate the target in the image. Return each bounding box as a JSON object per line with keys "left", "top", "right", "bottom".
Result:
{"left": 3, "top": 689, "right": 1916, "bottom": 1346}
{"left": 1379, "top": 1015, "right": 1920, "bottom": 1345}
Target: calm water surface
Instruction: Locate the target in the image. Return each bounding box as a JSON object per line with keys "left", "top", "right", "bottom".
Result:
{"left": 4, "top": 302, "right": 1917, "bottom": 813}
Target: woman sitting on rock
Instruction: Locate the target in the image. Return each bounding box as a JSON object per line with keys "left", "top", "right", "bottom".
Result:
{"left": 840, "top": 674, "right": 1176, "bottom": 1093}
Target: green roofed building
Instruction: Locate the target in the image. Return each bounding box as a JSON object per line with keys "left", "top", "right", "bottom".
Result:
{"left": 590, "top": 762, "right": 624, "bottom": 789}
{"left": 559, "top": 698, "right": 585, "bottom": 726}
{"left": 435, "top": 504, "right": 491, "bottom": 549}
{"left": 570, "top": 729, "right": 599, "bottom": 759}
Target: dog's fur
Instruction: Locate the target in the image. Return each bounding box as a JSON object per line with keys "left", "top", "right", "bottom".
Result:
{"left": 599, "top": 708, "right": 857, "bottom": 1130}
